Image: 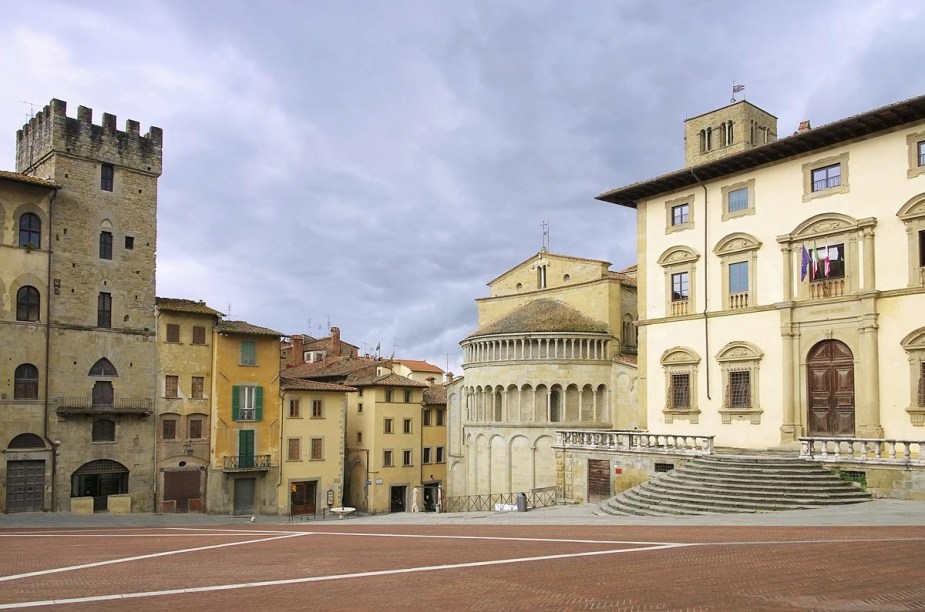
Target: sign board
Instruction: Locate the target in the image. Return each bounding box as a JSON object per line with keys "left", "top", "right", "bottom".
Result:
{"left": 375, "top": 478, "right": 383, "bottom": 485}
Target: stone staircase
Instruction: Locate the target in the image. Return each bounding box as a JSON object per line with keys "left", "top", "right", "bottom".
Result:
{"left": 599, "top": 455, "right": 871, "bottom": 516}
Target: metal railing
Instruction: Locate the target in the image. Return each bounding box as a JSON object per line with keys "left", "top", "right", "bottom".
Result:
{"left": 222, "top": 454, "right": 273, "bottom": 470}
{"left": 799, "top": 437, "right": 924, "bottom": 465}
{"left": 555, "top": 429, "right": 714, "bottom": 455}
{"left": 444, "top": 486, "right": 557, "bottom": 513}
{"left": 55, "top": 397, "right": 153, "bottom": 414}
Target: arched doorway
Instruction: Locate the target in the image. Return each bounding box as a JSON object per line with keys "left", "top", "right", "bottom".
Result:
{"left": 5, "top": 434, "right": 46, "bottom": 513}
{"left": 807, "top": 340, "right": 855, "bottom": 436}
{"left": 71, "top": 459, "right": 128, "bottom": 511}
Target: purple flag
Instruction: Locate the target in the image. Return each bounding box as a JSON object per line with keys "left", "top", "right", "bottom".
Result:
{"left": 800, "top": 245, "right": 811, "bottom": 281}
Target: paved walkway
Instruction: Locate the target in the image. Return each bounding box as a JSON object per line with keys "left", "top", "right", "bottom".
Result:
{"left": 1, "top": 498, "right": 922, "bottom": 529}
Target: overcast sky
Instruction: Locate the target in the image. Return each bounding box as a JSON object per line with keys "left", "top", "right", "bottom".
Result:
{"left": 3, "top": 1, "right": 924, "bottom": 374}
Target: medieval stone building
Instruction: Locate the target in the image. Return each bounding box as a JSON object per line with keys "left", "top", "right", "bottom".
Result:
{"left": 0, "top": 99, "right": 162, "bottom": 512}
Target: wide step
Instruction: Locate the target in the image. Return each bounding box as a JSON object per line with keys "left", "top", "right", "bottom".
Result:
{"left": 600, "top": 455, "right": 870, "bottom": 516}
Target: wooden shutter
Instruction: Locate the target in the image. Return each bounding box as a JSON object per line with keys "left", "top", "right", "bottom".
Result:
{"left": 231, "top": 385, "right": 241, "bottom": 420}
{"left": 255, "top": 386, "right": 264, "bottom": 420}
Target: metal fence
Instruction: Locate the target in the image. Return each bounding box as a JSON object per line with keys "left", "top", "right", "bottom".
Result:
{"left": 444, "top": 486, "right": 557, "bottom": 513}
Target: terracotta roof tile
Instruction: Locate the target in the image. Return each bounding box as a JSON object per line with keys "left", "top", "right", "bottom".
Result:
{"left": 156, "top": 297, "right": 224, "bottom": 317}
{"left": 396, "top": 359, "right": 443, "bottom": 374}
{"left": 280, "top": 377, "right": 356, "bottom": 392}
{"left": 344, "top": 371, "right": 427, "bottom": 388}
{"left": 218, "top": 320, "right": 283, "bottom": 337}
{"left": 423, "top": 384, "right": 447, "bottom": 405}
{"left": 0, "top": 169, "right": 59, "bottom": 189}
{"left": 606, "top": 271, "right": 637, "bottom": 287}
{"left": 469, "top": 299, "right": 609, "bottom": 338}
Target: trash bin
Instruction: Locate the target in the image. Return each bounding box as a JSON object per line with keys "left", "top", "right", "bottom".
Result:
{"left": 515, "top": 492, "right": 527, "bottom": 512}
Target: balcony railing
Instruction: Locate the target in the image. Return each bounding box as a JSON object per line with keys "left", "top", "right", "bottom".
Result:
{"left": 554, "top": 429, "right": 714, "bottom": 455}
{"left": 728, "top": 291, "right": 749, "bottom": 309}
{"left": 809, "top": 278, "right": 845, "bottom": 299}
{"left": 670, "top": 299, "right": 690, "bottom": 317}
{"left": 800, "top": 437, "right": 924, "bottom": 466}
{"left": 222, "top": 454, "right": 273, "bottom": 471}
{"left": 55, "top": 397, "right": 153, "bottom": 415}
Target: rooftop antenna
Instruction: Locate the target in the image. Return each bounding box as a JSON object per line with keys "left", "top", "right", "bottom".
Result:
{"left": 731, "top": 80, "right": 745, "bottom": 103}
{"left": 541, "top": 219, "right": 549, "bottom": 251}
{"left": 20, "top": 101, "right": 38, "bottom": 171}
{"left": 392, "top": 337, "right": 400, "bottom": 359}
{"left": 227, "top": 303, "right": 232, "bottom": 319}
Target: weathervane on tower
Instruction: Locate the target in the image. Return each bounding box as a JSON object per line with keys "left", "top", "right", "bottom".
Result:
{"left": 731, "top": 80, "right": 746, "bottom": 103}
{"left": 541, "top": 219, "right": 549, "bottom": 252}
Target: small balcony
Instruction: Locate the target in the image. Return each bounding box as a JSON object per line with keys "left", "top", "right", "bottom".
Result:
{"left": 728, "top": 291, "right": 750, "bottom": 310}
{"left": 809, "top": 278, "right": 845, "bottom": 299}
{"left": 55, "top": 397, "right": 153, "bottom": 416}
{"left": 670, "top": 299, "right": 690, "bottom": 317}
{"left": 222, "top": 454, "right": 273, "bottom": 472}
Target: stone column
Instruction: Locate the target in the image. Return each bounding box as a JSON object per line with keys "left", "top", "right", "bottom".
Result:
{"left": 781, "top": 243, "right": 793, "bottom": 301}
{"left": 779, "top": 313, "right": 800, "bottom": 444}
{"left": 857, "top": 308, "right": 883, "bottom": 437}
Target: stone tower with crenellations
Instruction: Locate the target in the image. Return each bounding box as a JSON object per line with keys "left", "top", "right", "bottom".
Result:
{"left": 3, "top": 99, "right": 163, "bottom": 512}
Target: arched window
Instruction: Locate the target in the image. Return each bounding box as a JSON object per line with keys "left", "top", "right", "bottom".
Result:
{"left": 7, "top": 433, "right": 45, "bottom": 449}
{"left": 88, "top": 358, "right": 118, "bottom": 377}
{"left": 16, "top": 286, "right": 40, "bottom": 321}
{"left": 14, "top": 364, "right": 39, "bottom": 399}
{"left": 19, "top": 213, "right": 41, "bottom": 249}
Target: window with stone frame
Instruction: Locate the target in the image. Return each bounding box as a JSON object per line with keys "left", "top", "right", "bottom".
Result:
{"left": 402, "top": 449, "right": 412, "bottom": 466}
{"left": 907, "top": 131, "right": 925, "bottom": 179}
{"left": 898, "top": 194, "right": 925, "bottom": 288}
{"left": 658, "top": 246, "right": 700, "bottom": 317}
{"left": 14, "top": 363, "right": 39, "bottom": 399}
{"left": 384, "top": 417, "right": 394, "bottom": 434}
{"left": 660, "top": 347, "right": 701, "bottom": 423}
{"left": 19, "top": 213, "right": 41, "bottom": 249}
{"left": 97, "top": 292, "right": 112, "bottom": 328}
{"left": 189, "top": 418, "right": 203, "bottom": 439}
{"left": 713, "top": 232, "right": 761, "bottom": 311}
{"left": 92, "top": 419, "right": 115, "bottom": 442}
{"left": 192, "top": 325, "right": 206, "bottom": 345}
{"left": 665, "top": 195, "right": 694, "bottom": 234}
{"left": 383, "top": 449, "right": 394, "bottom": 467}
{"left": 165, "top": 375, "right": 179, "bottom": 398}
{"left": 16, "top": 286, "right": 40, "bottom": 322}
{"left": 403, "top": 418, "right": 412, "bottom": 434}
{"left": 311, "top": 399, "right": 323, "bottom": 418}
{"left": 162, "top": 419, "right": 177, "bottom": 440}
{"left": 191, "top": 376, "right": 204, "bottom": 399}
{"left": 100, "top": 163, "right": 114, "bottom": 191}
{"left": 802, "top": 152, "right": 849, "bottom": 201}
{"left": 289, "top": 398, "right": 301, "bottom": 418}
{"left": 716, "top": 341, "right": 764, "bottom": 424}
{"left": 423, "top": 447, "right": 432, "bottom": 464}
{"left": 900, "top": 326, "right": 925, "bottom": 426}
{"left": 436, "top": 446, "right": 445, "bottom": 463}
{"left": 99, "top": 231, "right": 113, "bottom": 260}
{"left": 404, "top": 389, "right": 412, "bottom": 403}
{"left": 240, "top": 340, "right": 257, "bottom": 366}
{"left": 779, "top": 213, "right": 874, "bottom": 302}
{"left": 310, "top": 438, "right": 323, "bottom": 460}
{"left": 288, "top": 438, "right": 301, "bottom": 461}
{"left": 166, "top": 324, "right": 180, "bottom": 343}
{"left": 423, "top": 409, "right": 432, "bottom": 426}
{"left": 721, "top": 179, "right": 756, "bottom": 221}
{"left": 436, "top": 409, "right": 445, "bottom": 426}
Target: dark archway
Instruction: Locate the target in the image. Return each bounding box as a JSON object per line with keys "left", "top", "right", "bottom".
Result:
{"left": 807, "top": 340, "right": 855, "bottom": 435}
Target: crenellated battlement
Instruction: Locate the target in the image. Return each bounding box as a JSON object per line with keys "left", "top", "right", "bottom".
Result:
{"left": 15, "top": 98, "right": 163, "bottom": 176}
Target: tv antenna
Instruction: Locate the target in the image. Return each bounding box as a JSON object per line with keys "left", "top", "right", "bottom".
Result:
{"left": 541, "top": 219, "right": 549, "bottom": 251}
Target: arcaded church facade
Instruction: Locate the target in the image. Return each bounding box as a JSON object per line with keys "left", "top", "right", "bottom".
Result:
{"left": 447, "top": 250, "right": 639, "bottom": 498}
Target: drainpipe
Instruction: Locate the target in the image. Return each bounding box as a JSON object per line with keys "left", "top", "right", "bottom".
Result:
{"left": 690, "top": 169, "right": 711, "bottom": 400}
{"left": 43, "top": 189, "right": 58, "bottom": 511}
{"left": 152, "top": 307, "right": 159, "bottom": 513}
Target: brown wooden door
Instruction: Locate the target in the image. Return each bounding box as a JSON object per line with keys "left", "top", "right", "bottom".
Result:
{"left": 807, "top": 340, "right": 855, "bottom": 436}
{"left": 290, "top": 481, "right": 317, "bottom": 516}
{"left": 587, "top": 459, "right": 611, "bottom": 502}
{"left": 163, "top": 470, "right": 202, "bottom": 512}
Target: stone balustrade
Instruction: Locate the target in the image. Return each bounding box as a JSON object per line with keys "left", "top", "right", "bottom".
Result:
{"left": 799, "top": 437, "right": 924, "bottom": 465}
{"left": 554, "top": 429, "right": 714, "bottom": 455}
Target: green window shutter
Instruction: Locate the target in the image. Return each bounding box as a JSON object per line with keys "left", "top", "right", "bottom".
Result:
{"left": 231, "top": 385, "right": 241, "bottom": 421}
{"left": 255, "top": 386, "right": 264, "bottom": 421}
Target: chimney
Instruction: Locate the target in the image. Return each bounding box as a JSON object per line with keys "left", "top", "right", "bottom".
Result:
{"left": 798, "top": 120, "right": 812, "bottom": 133}
{"left": 331, "top": 326, "right": 341, "bottom": 354}
{"left": 445, "top": 372, "right": 454, "bottom": 383}
{"left": 426, "top": 376, "right": 435, "bottom": 387}
{"left": 291, "top": 335, "right": 305, "bottom": 367}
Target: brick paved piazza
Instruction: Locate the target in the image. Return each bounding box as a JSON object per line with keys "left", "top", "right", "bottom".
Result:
{"left": 1, "top": 513, "right": 923, "bottom": 611}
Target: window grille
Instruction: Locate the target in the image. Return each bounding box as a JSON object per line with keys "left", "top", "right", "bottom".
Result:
{"left": 667, "top": 373, "right": 690, "bottom": 409}
{"left": 726, "top": 369, "right": 751, "bottom": 408}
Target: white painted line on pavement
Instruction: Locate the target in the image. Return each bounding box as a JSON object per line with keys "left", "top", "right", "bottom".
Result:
{"left": 0, "top": 542, "right": 689, "bottom": 609}
{"left": 0, "top": 532, "right": 312, "bottom": 584}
